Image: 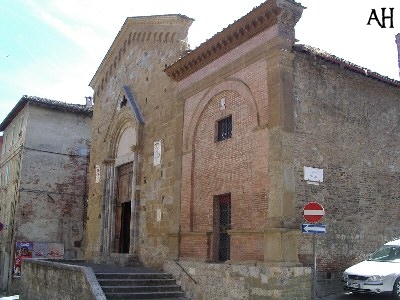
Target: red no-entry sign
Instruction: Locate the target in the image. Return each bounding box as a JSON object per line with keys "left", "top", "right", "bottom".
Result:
{"left": 303, "top": 202, "right": 325, "bottom": 223}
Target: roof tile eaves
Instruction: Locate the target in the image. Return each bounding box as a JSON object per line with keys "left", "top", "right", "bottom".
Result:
{"left": 24, "top": 95, "right": 93, "bottom": 114}
{"left": 294, "top": 44, "right": 400, "bottom": 87}
{"left": 0, "top": 95, "right": 92, "bottom": 131}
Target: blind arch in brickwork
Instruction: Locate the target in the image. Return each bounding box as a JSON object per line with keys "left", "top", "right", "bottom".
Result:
{"left": 184, "top": 79, "right": 260, "bottom": 152}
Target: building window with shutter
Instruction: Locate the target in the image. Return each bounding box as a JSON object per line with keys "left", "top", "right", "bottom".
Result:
{"left": 2, "top": 132, "right": 6, "bottom": 154}
{"left": 5, "top": 164, "right": 10, "bottom": 185}
{"left": 217, "top": 115, "right": 232, "bottom": 142}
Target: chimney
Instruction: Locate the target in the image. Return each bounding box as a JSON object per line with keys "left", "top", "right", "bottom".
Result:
{"left": 85, "top": 96, "right": 93, "bottom": 108}
{"left": 396, "top": 34, "right": 400, "bottom": 78}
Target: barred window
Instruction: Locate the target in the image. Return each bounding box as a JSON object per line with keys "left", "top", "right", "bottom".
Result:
{"left": 217, "top": 115, "right": 232, "bottom": 142}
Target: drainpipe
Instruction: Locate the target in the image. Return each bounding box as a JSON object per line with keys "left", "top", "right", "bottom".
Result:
{"left": 396, "top": 34, "right": 400, "bottom": 79}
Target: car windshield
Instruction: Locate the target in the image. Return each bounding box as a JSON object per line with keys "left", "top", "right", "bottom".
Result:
{"left": 369, "top": 245, "right": 400, "bottom": 262}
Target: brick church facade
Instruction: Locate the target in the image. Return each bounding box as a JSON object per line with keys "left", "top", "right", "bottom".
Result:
{"left": 84, "top": 0, "right": 400, "bottom": 298}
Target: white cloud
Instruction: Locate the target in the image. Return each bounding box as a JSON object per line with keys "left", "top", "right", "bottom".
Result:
{"left": 296, "top": 0, "right": 399, "bottom": 80}
{"left": 1, "top": 0, "right": 399, "bottom": 125}
{"left": 26, "top": 0, "right": 112, "bottom": 55}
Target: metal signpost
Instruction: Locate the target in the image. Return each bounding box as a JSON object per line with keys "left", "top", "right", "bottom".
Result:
{"left": 303, "top": 202, "right": 325, "bottom": 300}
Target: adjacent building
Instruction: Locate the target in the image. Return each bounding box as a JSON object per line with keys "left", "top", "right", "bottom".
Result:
{"left": 81, "top": 0, "right": 400, "bottom": 299}
{"left": 0, "top": 96, "right": 92, "bottom": 294}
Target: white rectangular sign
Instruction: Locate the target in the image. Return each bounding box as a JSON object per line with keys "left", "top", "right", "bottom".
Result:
{"left": 304, "top": 166, "right": 323, "bottom": 182}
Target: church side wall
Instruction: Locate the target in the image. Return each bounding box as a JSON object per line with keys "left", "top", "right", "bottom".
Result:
{"left": 293, "top": 50, "right": 400, "bottom": 296}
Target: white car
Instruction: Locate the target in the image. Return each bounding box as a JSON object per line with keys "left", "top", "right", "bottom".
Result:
{"left": 342, "top": 238, "right": 400, "bottom": 298}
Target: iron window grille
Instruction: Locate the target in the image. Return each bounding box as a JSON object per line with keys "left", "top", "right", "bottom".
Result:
{"left": 217, "top": 115, "right": 232, "bottom": 142}
{"left": 218, "top": 196, "right": 231, "bottom": 261}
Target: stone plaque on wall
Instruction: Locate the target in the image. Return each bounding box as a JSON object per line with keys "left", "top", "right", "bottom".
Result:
{"left": 154, "top": 140, "right": 162, "bottom": 166}
{"left": 95, "top": 164, "right": 101, "bottom": 183}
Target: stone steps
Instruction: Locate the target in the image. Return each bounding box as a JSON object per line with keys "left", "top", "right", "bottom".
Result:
{"left": 95, "top": 272, "right": 188, "bottom": 300}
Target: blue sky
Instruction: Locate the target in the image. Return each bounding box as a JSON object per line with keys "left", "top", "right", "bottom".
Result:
{"left": 0, "top": 0, "right": 399, "bottom": 126}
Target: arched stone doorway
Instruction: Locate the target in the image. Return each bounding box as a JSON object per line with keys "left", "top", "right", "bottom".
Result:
{"left": 114, "top": 126, "right": 136, "bottom": 254}
{"left": 102, "top": 123, "right": 140, "bottom": 258}
{"left": 114, "top": 125, "right": 137, "bottom": 255}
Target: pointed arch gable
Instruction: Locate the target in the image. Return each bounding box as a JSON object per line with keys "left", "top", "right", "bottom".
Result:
{"left": 184, "top": 79, "right": 260, "bottom": 152}
{"left": 103, "top": 86, "right": 144, "bottom": 147}
{"left": 123, "top": 85, "right": 145, "bottom": 125}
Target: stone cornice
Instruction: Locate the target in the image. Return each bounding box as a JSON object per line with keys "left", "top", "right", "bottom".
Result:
{"left": 124, "top": 14, "right": 193, "bottom": 26}
{"left": 103, "top": 158, "right": 115, "bottom": 164}
{"left": 164, "top": 0, "right": 303, "bottom": 82}
{"left": 90, "top": 14, "right": 193, "bottom": 90}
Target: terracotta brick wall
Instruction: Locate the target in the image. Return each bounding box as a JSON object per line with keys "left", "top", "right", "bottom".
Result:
{"left": 180, "top": 234, "right": 210, "bottom": 259}
{"left": 180, "top": 70, "right": 269, "bottom": 261}
{"left": 230, "top": 234, "right": 264, "bottom": 261}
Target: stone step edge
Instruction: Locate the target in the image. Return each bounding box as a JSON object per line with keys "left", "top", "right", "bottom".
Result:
{"left": 104, "top": 291, "right": 186, "bottom": 296}
{"left": 98, "top": 279, "right": 176, "bottom": 283}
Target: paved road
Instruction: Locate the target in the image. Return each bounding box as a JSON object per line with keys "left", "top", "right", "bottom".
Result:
{"left": 321, "top": 292, "right": 393, "bottom": 299}
{"left": 0, "top": 292, "right": 394, "bottom": 300}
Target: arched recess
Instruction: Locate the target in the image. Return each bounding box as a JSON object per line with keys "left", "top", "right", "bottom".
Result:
{"left": 184, "top": 79, "right": 260, "bottom": 152}
{"left": 103, "top": 114, "right": 140, "bottom": 256}
{"left": 109, "top": 117, "right": 137, "bottom": 165}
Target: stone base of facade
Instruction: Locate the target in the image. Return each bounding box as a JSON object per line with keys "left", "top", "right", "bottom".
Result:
{"left": 8, "top": 277, "right": 20, "bottom": 297}
{"left": 316, "top": 271, "right": 343, "bottom": 298}
{"left": 164, "top": 259, "right": 312, "bottom": 300}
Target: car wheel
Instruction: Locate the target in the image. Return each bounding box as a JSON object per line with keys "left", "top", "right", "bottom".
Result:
{"left": 393, "top": 277, "right": 400, "bottom": 299}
